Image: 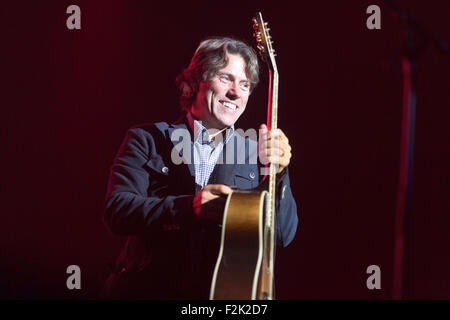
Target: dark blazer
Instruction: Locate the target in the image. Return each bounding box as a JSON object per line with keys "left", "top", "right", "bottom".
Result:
{"left": 101, "top": 116, "right": 298, "bottom": 299}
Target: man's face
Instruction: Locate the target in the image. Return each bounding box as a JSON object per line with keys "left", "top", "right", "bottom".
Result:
{"left": 191, "top": 53, "right": 250, "bottom": 130}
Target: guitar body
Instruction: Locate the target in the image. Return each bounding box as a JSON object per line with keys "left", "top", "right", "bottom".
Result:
{"left": 209, "top": 189, "right": 273, "bottom": 299}
{"left": 210, "top": 12, "right": 279, "bottom": 300}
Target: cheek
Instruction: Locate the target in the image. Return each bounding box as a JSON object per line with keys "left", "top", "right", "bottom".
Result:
{"left": 211, "top": 81, "right": 228, "bottom": 96}
{"left": 241, "top": 96, "right": 249, "bottom": 109}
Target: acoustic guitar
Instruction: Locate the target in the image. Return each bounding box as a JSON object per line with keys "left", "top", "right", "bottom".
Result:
{"left": 210, "top": 12, "right": 279, "bottom": 300}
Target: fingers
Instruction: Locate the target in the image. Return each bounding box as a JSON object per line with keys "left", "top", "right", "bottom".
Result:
{"left": 268, "top": 152, "right": 291, "bottom": 168}
{"left": 265, "top": 148, "right": 292, "bottom": 160}
{"left": 259, "top": 125, "right": 289, "bottom": 143}
{"left": 259, "top": 139, "right": 291, "bottom": 156}
{"left": 198, "top": 184, "right": 232, "bottom": 205}
{"left": 259, "top": 125, "right": 292, "bottom": 172}
{"left": 207, "top": 184, "right": 232, "bottom": 196}
{"left": 259, "top": 130, "right": 291, "bottom": 157}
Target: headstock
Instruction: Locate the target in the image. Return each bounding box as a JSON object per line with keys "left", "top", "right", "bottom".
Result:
{"left": 252, "top": 12, "right": 277, "bottom": 69}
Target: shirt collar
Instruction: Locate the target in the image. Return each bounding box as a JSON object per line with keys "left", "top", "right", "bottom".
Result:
{"left": 186, "top": 112, "right": 235, "bottom": 146}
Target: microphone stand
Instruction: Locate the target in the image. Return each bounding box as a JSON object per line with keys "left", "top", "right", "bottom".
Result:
{"left": 381, "top": 0, "right": 450, "bottom": 300}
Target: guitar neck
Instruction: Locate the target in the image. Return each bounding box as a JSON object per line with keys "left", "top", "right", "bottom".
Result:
{"left": 252, "top": 11, "right": 279, "bottom": 299}
{"left": 267, "top": 66, "right": 279, "bottom": 231}
{"left": 268, "top": 65, "right": 279, "bottom": 195}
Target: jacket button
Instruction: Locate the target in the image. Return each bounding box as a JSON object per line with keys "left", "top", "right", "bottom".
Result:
{"left": 249, "top": 171, "right": 255, "bottom": 179}
{"left": 162, "top": 166, "right": 169, "bottom": 174}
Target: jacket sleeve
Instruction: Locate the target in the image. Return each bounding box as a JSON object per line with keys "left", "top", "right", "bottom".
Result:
{"left": 103, "top": 127, "right": 194, "bottom": 236}
{"left": 275, "top": 168, "right": 299, "bottom": 247}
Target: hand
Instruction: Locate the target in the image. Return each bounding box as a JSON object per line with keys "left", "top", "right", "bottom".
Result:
{"left": 193, "top": 184, "right": 232, "bottom": 223}
{"left": 259, "top": 124, "right": 292, "bottom": 174}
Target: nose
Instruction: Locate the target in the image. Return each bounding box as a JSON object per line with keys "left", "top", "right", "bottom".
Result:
{"left": 226, "top": 81, "right": 241, "bottom": 100}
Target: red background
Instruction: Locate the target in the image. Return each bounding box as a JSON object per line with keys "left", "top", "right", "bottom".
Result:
{"left": 2, "top": 0, "right": 449, "bottom": 299}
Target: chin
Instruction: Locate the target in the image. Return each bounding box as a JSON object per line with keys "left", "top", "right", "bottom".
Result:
{"left": 219, "top": 118, "right": 237, "bottom": 128}
{"left": 211, "top": 115, "right": 234, "bottom": 129}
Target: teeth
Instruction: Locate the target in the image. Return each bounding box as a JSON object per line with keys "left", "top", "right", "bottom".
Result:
{"left": 222, "top": 101, "right": 236, "bottom": 110}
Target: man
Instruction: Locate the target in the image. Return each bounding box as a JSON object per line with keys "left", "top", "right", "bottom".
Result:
{"left": 101, "top": 37, "right": 298, "bottom": 299}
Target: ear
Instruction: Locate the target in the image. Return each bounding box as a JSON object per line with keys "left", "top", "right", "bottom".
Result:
{"left": 180, "top": 82, "right": 193, "bottom": 98}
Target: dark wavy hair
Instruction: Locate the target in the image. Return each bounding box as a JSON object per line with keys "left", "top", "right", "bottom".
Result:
{"left": 176, "top": 37, "right": 260, "bottom": 112}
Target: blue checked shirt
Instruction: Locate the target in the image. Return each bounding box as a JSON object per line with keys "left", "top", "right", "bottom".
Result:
{"left": 187, "top": 113, "right": 235, "bottom": 188}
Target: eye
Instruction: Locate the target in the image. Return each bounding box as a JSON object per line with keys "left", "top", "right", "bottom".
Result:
{"left": 219, "top": 74, "right": 231, "bottom": 83}
{"left": 240, "top": 82, "right": 250, "bottom": 91}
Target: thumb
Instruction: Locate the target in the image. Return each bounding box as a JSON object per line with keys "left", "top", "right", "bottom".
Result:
{"left": 209, "top": 184, "right": 232, "bottom": 196}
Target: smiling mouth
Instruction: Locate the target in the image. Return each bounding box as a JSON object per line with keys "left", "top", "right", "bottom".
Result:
{"left": 220, "top": 100, "right": 238, "bottom": 111}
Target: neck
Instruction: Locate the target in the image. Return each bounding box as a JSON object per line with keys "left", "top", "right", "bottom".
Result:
{"left": 208, "top": 127, "right": 228, "bottom": 140}
{"left": 189, "top": 109, "right": 229, "bottom": 138}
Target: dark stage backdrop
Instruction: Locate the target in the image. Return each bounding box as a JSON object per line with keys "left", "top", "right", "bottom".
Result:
{"left": 1, "top": 0, "right": 449, "bottom": 299}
